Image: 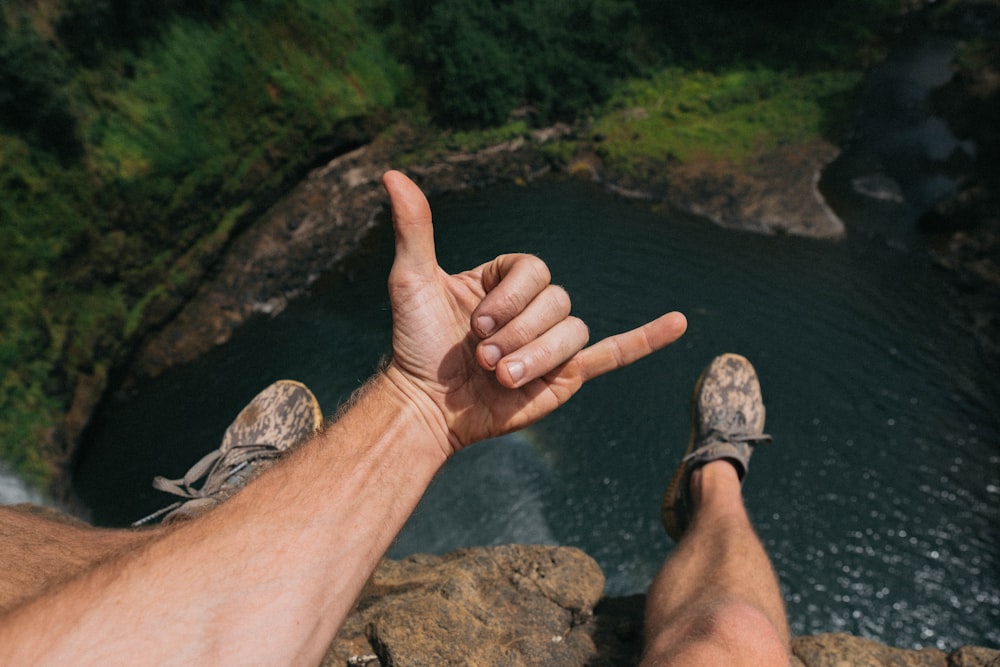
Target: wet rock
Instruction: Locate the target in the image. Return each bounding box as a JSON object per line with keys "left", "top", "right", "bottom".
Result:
{"left": 922, "top": 0, "right": 1000, "bottom": 364}
{"left": 595, "top": 137, "right": 846, "bottom": 240}
{"left": 853, "top": 173, "right": 906, "bottom": 204}
{"left": 663, "top": 139, "right": 846, "bottom": 239}
{"left": 918, "top": 185, "right": 988, "bottom": 232}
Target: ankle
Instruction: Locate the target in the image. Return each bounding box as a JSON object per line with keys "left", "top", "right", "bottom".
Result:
{"left": 689, "top": 461, "right": 743, "bottom": 514}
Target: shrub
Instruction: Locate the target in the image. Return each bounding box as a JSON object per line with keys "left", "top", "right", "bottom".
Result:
{"left": 380, "top": 0, "right": 638, "bottom": 126}
{"left": 0, "top": 16, "right": 80, "bottom": 157}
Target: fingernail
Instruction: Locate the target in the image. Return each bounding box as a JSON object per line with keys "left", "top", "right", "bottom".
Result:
{"left": 481, "top": 344, "right": 502, "bottom": 367}
{"left": 506, "top": 360, "right": 524, "bottom": 384}
{"left": 476, "top": 315, "right": 496, "bottom": 336}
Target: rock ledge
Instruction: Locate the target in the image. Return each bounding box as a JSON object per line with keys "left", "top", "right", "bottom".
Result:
{"left": 320, "top": 544, "right": 998, "bottom": 667}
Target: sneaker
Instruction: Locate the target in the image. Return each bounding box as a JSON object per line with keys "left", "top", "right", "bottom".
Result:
{"left": 660, "top": 354, "right": 772, "bottom": 541}
{"left": 133, "top": 380, "right": 323, "bottom": 526}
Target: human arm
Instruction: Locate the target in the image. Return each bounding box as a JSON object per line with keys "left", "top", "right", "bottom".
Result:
{"left": 0, "top": 171, "right": 686, "bottom": 665}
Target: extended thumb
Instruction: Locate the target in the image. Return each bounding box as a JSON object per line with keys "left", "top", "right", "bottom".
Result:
{"left": 383, "top": 170, "right": 437, "bottom": 277}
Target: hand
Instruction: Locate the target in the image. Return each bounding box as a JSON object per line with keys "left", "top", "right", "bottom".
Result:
{"left": 381, "top": 171, "right": 687, "bottom": 456}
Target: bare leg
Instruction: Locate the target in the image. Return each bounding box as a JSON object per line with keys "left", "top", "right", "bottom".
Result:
{"left": 642, "top": 460, "right": 790, "bottom": 666}
{"left": 0, "top": 505, "right": 154, "bottom": 613}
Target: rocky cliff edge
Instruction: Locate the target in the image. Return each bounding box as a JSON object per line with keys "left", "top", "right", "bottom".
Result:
{"left": 320, "top": 544, "right": 997, "bottom": 666}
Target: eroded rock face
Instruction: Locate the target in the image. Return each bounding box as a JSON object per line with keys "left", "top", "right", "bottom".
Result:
{"left": 132, "top": 146, "right": 393, "bottom": 379}
{"left": 660, "top": 138, "right": 845, "bottom": 240}
{"left": 322, "top": 545, "right": 609, "bottom": 667}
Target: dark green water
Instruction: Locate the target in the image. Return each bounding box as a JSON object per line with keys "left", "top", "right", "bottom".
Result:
{"left": 76, "top": 177, "right": 998, "bottom": 650}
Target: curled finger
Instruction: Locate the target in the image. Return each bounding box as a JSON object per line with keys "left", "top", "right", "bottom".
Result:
{"left": 471, "top": 254, "right": 551, "bottom": 338}
{"left": 476, "top": 284, "right": 572, "bottom": 370}
{"left": 494, "top": 316, "right": 590, "bottom": 388}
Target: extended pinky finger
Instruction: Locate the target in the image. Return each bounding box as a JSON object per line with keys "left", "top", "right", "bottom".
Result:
{"left": 576, "top": 311, "right": 687, "bottom": 381}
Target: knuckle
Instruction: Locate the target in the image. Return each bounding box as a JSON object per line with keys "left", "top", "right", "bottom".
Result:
{"left": 569, "top": 316, "right": 590, "bottom": 342}
{"left": 507, "top": 317, "right": 536, "bottom": 344}
{"left": 525, "top": 341, "right": 553, "bottom": 368}
{"left": 549, "top": 285, "right": 572, "bottom": 313}
{"left": 518, "top": 254, "right": 551, "bottom": 285}
{"left": 496, "top": 289, "right": 529, "bottom": 318}
{"left": 532, "top": 258, "right": 552, "bottom": 285}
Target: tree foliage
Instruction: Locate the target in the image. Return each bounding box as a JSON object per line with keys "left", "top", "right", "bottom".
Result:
{"left": 635, "top": 0, "right": 903, "bottom": 68}
{"left": 0, "top": 0, "right": 404, "bottom": 488}
{"left": 379, "top": 0, "right": 638, "bottom": 125}
{"left": 376, "top": 0, "right": 902, "bottom": 126}
{"left": 0, "top": 17, "right": 80, "bottom": 157}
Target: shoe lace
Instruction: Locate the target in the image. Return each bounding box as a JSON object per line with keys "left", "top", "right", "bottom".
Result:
{"left": 689, "top": 413, "right": 773, "bottom": 457}
{"left": 710, "top": 429, "right": 773, "bottom": 446}
{"left": 132, "top": 443, "right": 282, "bottom": 526}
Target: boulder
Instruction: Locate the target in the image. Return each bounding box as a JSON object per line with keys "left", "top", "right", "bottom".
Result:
{"left": 661, "top": 138, "right": 845, "bottom": 240}
{"left": 792, "top": 633, "right": 948, "bottom": 667}
{"left": 322, "top": 545, "right": 611, "bottom": 666}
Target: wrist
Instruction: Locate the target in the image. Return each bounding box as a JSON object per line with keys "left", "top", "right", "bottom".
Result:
{"left": 379, "top": 361, "right": 458, "bottom": 460}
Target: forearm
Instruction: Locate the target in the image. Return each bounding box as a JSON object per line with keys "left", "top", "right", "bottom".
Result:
{"left": 0, "top": 372, "right": 448, "bottom": 665}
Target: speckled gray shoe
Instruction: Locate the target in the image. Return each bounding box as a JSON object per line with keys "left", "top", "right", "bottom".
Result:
{"left": 134, "top": 380, "right": 323, "bottom": 526}
{"left": 660, "top": 354, "right": 772, "bottom": 541}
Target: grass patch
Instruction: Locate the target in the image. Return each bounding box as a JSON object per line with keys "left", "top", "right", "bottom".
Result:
{"left": 395, "top": 118, "right": 534, "bottom": 166}
{"left": 591, "top": 67, "right": 860, "bottom": 173}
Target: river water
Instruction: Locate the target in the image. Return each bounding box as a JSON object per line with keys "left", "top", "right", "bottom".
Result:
{"left": 73, "top": 46, "right": 997, "bottom": 650}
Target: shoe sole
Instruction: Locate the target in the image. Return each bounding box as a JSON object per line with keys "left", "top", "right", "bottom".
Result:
{"left": 221, "top": 380, "right": 323, "bottom": 455}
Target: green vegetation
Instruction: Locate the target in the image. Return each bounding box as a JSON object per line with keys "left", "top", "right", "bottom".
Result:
{"left": 592, "top": 68, "right": 861, "bottom": 174}
{"left": 0, "top": 0, "right": 405, "bottom": 486}
{"left": 376, "top": 0, "right": 638, "bottom": 125}
{"left": 1, "top": 0, "right": 905, "bottom": 490}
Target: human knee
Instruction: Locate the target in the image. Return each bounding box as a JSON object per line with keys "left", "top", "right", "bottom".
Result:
{"left": 644, "top": 599, "right": 789, "bottom": 666}
{"left": 695, "top": 599, "right": 788, "bottom": 665}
